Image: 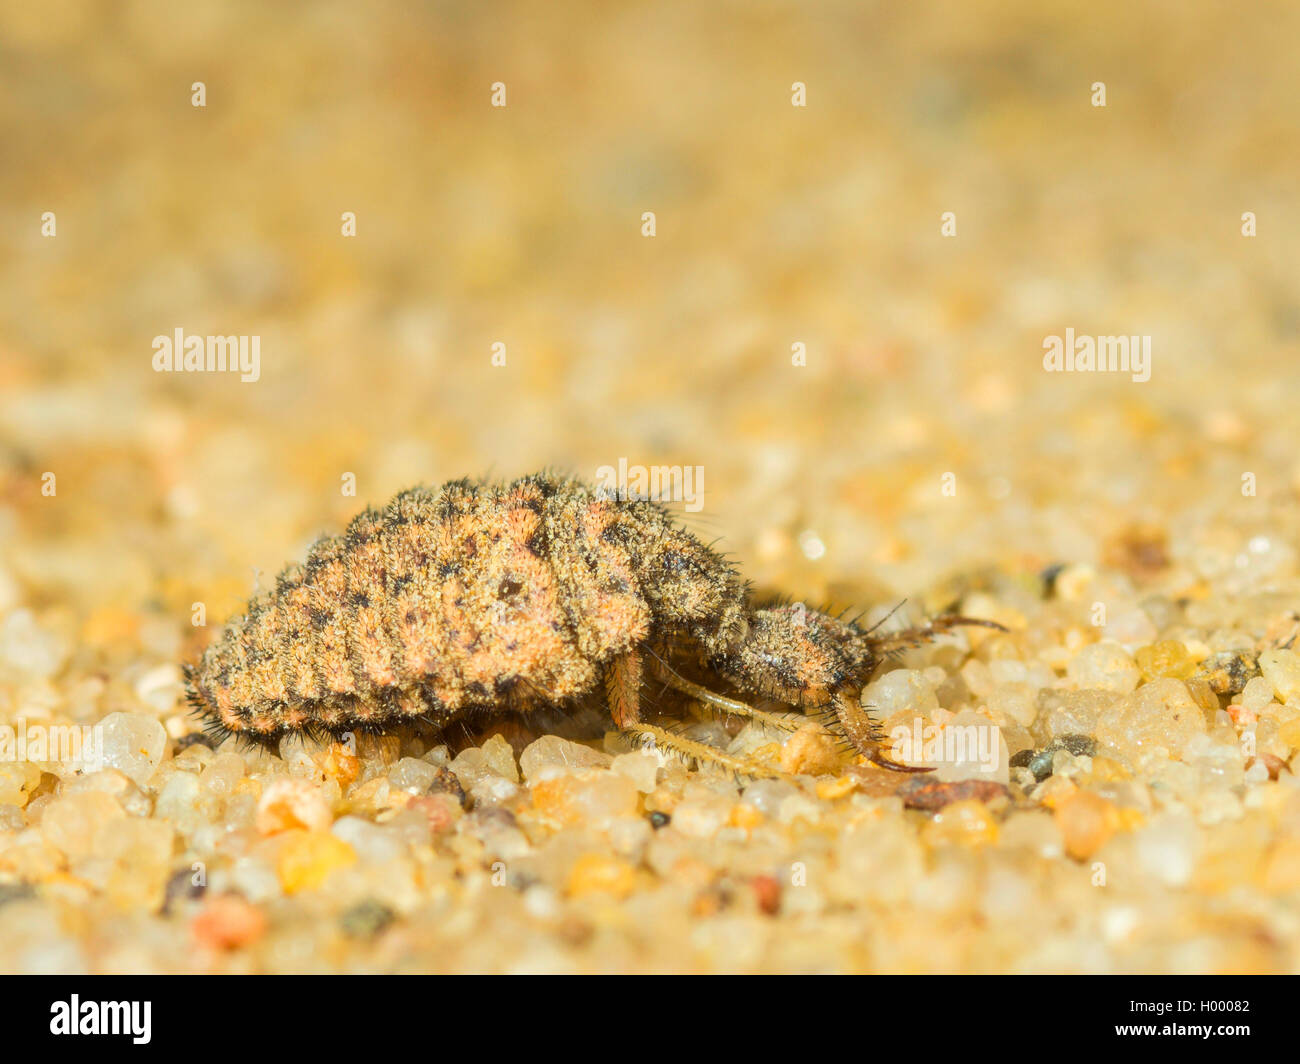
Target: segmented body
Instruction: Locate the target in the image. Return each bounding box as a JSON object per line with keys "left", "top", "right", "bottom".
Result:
{"left": 186, "top": 474, "right": 746, "bottom": 743}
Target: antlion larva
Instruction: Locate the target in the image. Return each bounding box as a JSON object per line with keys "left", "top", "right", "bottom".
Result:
{"left": 184, "top": 473, "right": 997, "bottom": 774}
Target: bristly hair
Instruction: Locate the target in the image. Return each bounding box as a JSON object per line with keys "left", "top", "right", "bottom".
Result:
{"left": 199, "top": 713, "right": 236, "bottom": 748}
{"left": 183, "top": 664, "right": 235, "bottom": 748}
{"left": 863, "top": 598, "right": 909, "bottom": 635}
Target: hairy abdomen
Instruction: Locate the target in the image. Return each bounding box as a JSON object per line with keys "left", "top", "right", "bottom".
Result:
{"left": 189, "top": 475, "right": 660, "bottom": 739}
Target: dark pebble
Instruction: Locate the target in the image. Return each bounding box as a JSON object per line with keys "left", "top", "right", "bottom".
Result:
{"left": 0, "top": 882, "right": 36, "bottom": 907}
{"left": 340, "top": 899, "right": 395, "bottom": 939}
{"left": 1018, "top": 734, "right": 1098, "bottom": 782}
{"left": 426, "top": 766, "right": 468, "bottom": 809}
{"left": 162, "top": 866, "right": 207, "bottom": 914}
{"left": 898, "top": 777, "right": 1011, "bottom": 811}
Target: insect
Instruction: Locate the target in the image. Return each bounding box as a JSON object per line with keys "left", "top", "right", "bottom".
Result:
{"left": 184, "top": 473, "right": 997, "bottom": 775}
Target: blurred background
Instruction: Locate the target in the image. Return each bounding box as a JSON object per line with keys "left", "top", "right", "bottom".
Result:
{"left": 1, "top": 0, "right": 1298, "bottom": 642}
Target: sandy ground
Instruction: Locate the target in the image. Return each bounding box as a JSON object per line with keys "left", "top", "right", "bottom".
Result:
{"left": 1, "top": 1, "right": 1299, "bottom": 973}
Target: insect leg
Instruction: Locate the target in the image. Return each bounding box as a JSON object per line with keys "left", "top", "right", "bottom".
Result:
{"left": 617, "top": 721, "right": 787, "bottom": 780}
{"left": 609, "top": 651, "right": 791, "bottom": 781}
{"left": 644, "top": 656, "right": 803, "bottom": 735}
{"left": 604, "top": 648, "right": 644, "bottom": 729}
{"left": 831, "top": 688, "right": 931, "bottom": 773}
